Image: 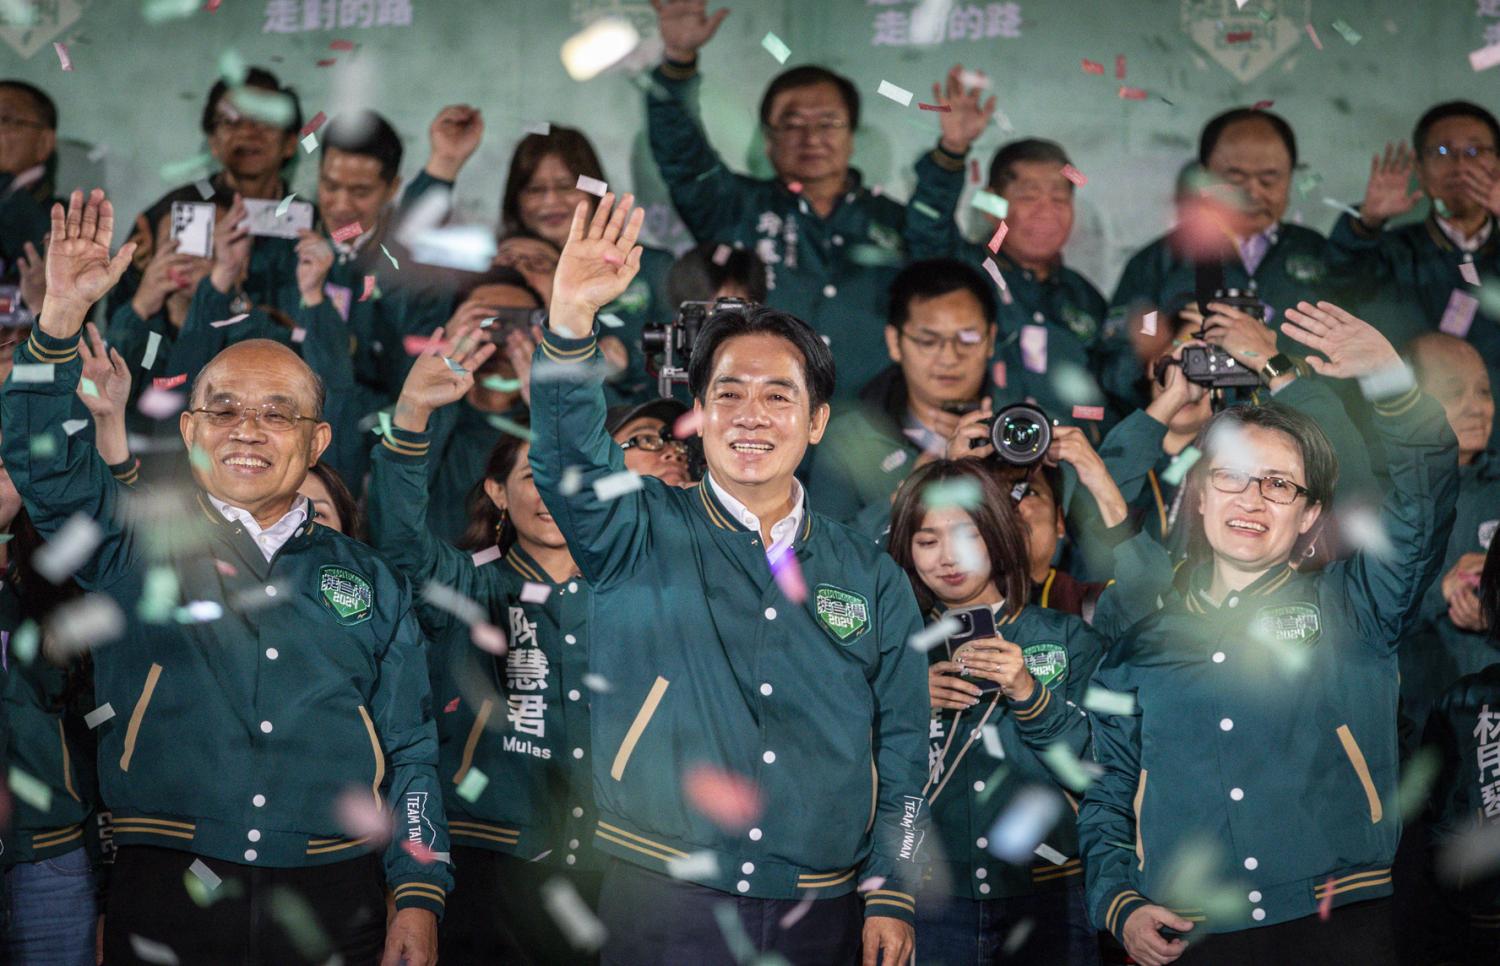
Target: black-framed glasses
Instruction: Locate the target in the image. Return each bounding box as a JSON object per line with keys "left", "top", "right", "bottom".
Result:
{"left": 189, "top": 402, "right": 318, "bottom": 432}
{"left": 899, "top": 329, "right": 988, "bottom": 356}
{"left": 1424, "top": 144, "right": 1498, "bottom": 162}
{"left": 619, "top": 432, "right": 686, "bottom": 454}
{"left": 1208, "top": 468, "right": 1309, "bottom": 505}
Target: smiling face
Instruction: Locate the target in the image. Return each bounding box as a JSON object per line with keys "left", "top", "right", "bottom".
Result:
{"left": 1198, "top": 423, "right": 1321, "bottom": 573}
{"left": 910, "top": 505, "right": 996, "bottom": 609}
{"left": 207, "top": 88, "right": 296, "bottom": 183}
{"left": 0, "top": 86, "right": 55, "bottom": 176}
{"left": 179, "top": 341, "right": 331, "bottom": 523}
{"left": 886, "top": 288, "right": 994, "bottom": 412}
{"left": 997, "top": 160, "right": 1075, "bottom": 266}
{"left": 518, "top": 154, "right": 591, "bottom": 250}
{"left": 318, "top": 148, "right": 400, "bottom": 237}
{"left": 1205, "top": 117, "right": 1292, "bottom": 237}
{"left": 1413, "top": 337, "right": 1495, "bottom": 464}
{"left": 1417, "top": 115, "right": 1500, "bottom": 223}
{"left": 614, "top": 416, "right": 691, "bottom": 488}
{"left": 483, "top": 442, "right": 566, "bottom": 550}
{"left": 697, "top": 333, "right": 828, "bottom": 493}
{"left": 764, "top": 82, "right": 854, "bottom": 187}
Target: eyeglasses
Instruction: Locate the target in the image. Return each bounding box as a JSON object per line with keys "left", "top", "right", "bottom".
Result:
{"left": 618, "top": 432, "right": 686, "bottom": 454}
{"left": 1424, "top": 144, "right": 1498, "bottom": 162}
{"left": 0, "top": 114, "right": 45, "bottom": 132}
{"left": 1208, "top": 468, "right": 1309, "bottom": 505}
{"left": 494, "top": 249, "right": 558, "bottom": 273}
{"left": 190, "top": 402, "right": 318, "bottom": 432}
{"left": 767, "top": 117, "right": 850, "bottom": 140}
{"left": 899, "top": 330, "right": 988, "bottom": 356}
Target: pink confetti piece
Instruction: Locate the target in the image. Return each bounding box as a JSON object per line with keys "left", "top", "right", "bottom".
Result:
{"left": 213, "top": 559, "right": 237, "bottom": 577}
{"left": 1020, "top": 324, "right": 1048, "bottom": 373}
{"left": 1082, "top": 59, "right": 1104, "bottom": 75}
{"left": 137, "top": 387, "right": 186, "bottom": 420}
{"left": 206, "top": 0, "right": 221, "bottom": 10}
{"left": 443, "top": 696, "right": 460, "bottom": 713}
{"left": 969, "top": 159, "right": 981, "bottom": 184}
{"left": 1470, "top": 43, "right": 1500, "bottom": 72}
{"left": 331, "top": 221, "right": 363, "bottom": 244}
{"left": 683, "top": 765, "right": 763, "bottom": 831}
{"left": 992, "top": 361, "right": 1007, "bottom": 388}
{"left": 1118, "top": 86, "right": 1148, "bottom": 100}
{"left": 316, "top": 58, "right": 337, "bottom": 68}
{"left": 779, "top": 898, "right": 815, "bottom": 930}
{"left": 53, "top": 42, "right": 72, "bottom": 71}
{"left": 290, "top": 327, "right": 306, "bottom": 344}
{"left": 1460, "top": 261, "right": 1480, "bottom": 286}
{"left": 1062, "top": 164, "right": 1088, "bottom": 186}
{"left": 403, "top": 335, "right": 448, "bottom": 356}
{"left": 329, "top": 39, "right": 356, "bottom": 51}
{"left": 520, "top": 582, "right": 552, "bottom": 604}
{"left": 1306, "top": 23, "right": 1323, "bottom": 50}
{"left": 786, "top": 181, "right": 803, "bottom": 194}
{"left": 1252, "top": 100, "right": 1275, "bottom": 110}
{"left": 986, "top": 221, "right": 1009, "bottom": 254}
{"left": 210, "top": 314, "right": 248, "bottom": 329}
{"left": 673, "top": 409, "right": 704, "bottom": 439}
{"left": 1226, "top": 31, "right": 1253, "bottom": 43}
{"left": 401, "top": 839, "right": 439, "bottom": 865}
{"left": 575, "top": 174, "right": 608, "bottom": 197}
{"left": 917, "top": 102, "right": 952, "bottom": 112}
{"left": 1318, "top": 875, "right": 1334, "bottom": 919}
{"left": 471, "top": 545, "right": 503, "bottom": 566}
{"left": 299, "top": 111, "right": 327, "bottom": 138}
{"left": 981, "top": 257, "right": 1013, "bottom": 304}
{"left": 470, "top": 621, "right": 507, "bottom": 655}
{"left": 770, "top": 548, "right": 808, "bottom": 604}
{"left": 358, "top": 275, "right": 375, "bottom": 302}
{"left": 1072, "top": 405, "right": 1105, "bottom": 421}
{"left": 1115, "top": 55, "right": 1126, "bottom": 79}
{"left": 335, "top": 791, "right": 392, "bottom": 844}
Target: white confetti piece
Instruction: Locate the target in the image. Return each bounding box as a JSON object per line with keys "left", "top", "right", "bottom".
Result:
{"left": 761, "top": 31, "right": 791, "bottom": 63}
{"left": 598, "top": 312, "right": 625, "bottom": 329}
{"left": 1083, "top": 686, "right": 1136, "bottom": 716}
{"left": 128, "top": 936, "right": 180, "bottom": 966}
{"left": 178, "top": 600, "right": 223, "bottom": 623}
{"left": 49, "top": 594, "right": 125, "bottom": 655}
{"left": 138, "top": 387, "right": 186, "bottom": 420}
{"left": 1461, "top": 261, "right": 1481, "bottom": 286}
{"left": 592, "top": 471, "right": 643, "bottom": 501}
{"left": 84, "top": 703, "right": 116, "bottom": 729}
{"left": 275, "top": 193, "right": 296, "bottom": 218}
{"left": 35, "top": 514, "right": 103, "bottom": 583}
{"left": 980, "top": 723, "right": 1005, "bottom": 758}
{"left": 1020, "top": 324, "right": 1048, "bottom": 373}
{"left": 877, "top": 80, "right": 914, "bottom": 106}
{"left": 520, "top": 582, "right": 553, "bottom": 604}
{"left": 541, "top": 876, "right": 607, "bottom": 951}
{"left": 909, "top": 615, "right": 962, "bottom": 653}
{"left": 194, "top": 179, "right": 214, "bottom": 201}
{"left": 300, "top": 132, "right": 318, "bottom": 153}
{"left": 879, "top": 449, "right": 908, "bottom": 474}
{"left": 471, "top": 545, "right": 503, "bottom": 566}
{"left": 986, "top": 786, "right": 1063, "bottom": 863}
{"left": 576, "top": 174, "right": 608, "bottom": 197}
{"left": 1034, "top": 842, "right": 1069, "bottom": 865}
{"left": 524, "top": 121, "right": 552, "bottom": 136}
{"left": 210, "top": 313, "right": 249, "bottom": 329}
{"left": 189, "top": 858, "right": 222, "bottom": 891}
{"left": 421, "top": 580, "right": 486, "bottom": 626}
{"left": 62, "top": 419, "right": 89, "bottom": 437}
{"left": 582, "top": 673, "right": 612, "bottom": 693}
{"left": 957, "top": 67, "right": 991, "bottom": 90}
{"left": 560, "top": 466, "right": 584, "bottom": 496}
{"left": 10, "top": 364, "right": 55, "bottom": 383}
{"left": 712, "top": 244, "right": 733, "bottom": 266}
{"left": 665, "top": 850, "right": 719, "bottom": 880}
{"left": 1340, "top": 506, "right": 1394, "bottom": 560}
{"left": 1142, "top": 311, "right": 1158, "bottom": 337}
{"left": 1040, "top": 742, "right": 1098, "bottom": 792}
{"left": 470, "top": 621, "right": 508, "bottom": 655}
{"left": 142, "top": 330, "right": 163, "bottom": 369}
{"left": 559, "top": 15, "right": 640, "bottom": 82}
{"left": 1471, "top": 42, "right": 1500, "bottom": 72}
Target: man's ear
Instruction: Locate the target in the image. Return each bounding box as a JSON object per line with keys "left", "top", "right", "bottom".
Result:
{"left": 308, "top": 422, "right": 333, "bottom": 467}
{"left": 885, "top": 324, "right": 902, "bottom": 364}
{"left": 807, "top": 402, "right": 832, "bottom": 445}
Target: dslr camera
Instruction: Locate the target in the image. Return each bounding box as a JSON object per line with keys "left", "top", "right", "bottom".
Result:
{"left": 642, "top": 297, "right": 751, "bottom": 398}
{"left": 949, "top": 401, "right": 1053, "bottom": 466}
{"left": 1154, "top": 261, "right": 1266, "bottom": 390}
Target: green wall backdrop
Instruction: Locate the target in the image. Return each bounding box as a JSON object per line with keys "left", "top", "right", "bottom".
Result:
{"left": 2, "top": 0, "right": 1497, "bottom": 294}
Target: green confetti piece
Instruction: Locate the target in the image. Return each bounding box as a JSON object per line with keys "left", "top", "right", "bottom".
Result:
{"left": 218, "top": 47, "right": 246, "bottom": 86}
{"left": 1293, "top": 170, "right": 1323, "bottom": 196}
{"left": 847, "top": 244, "right": 906, "bottom": 268}
{"left": 456, "top": 767, "right": 490, "bottom": 803}
{"left": 142, "top": 0, "right": 201, "bottom": 24}
{"left": 910, "top": 199, "right": 942, "bottom": 220}
{"left": 1160, "top": 446, "right": 1201, "bottom": 486}
{"left": 276, "top": 193, "right": 296, "bottom": 218}
{"left": 1397, "top": 746, "right": 1441, "bottom": 821}
{"left": 138, "top": 566, "right": 180, "bottom": 624}
{"left": 188, "top": 445, "right": 211, "bottom": 470}
{"left": 970, "top": 190, "right": 1009, "bottom": 220}
{"left": 380, "top": 244, "right": 400, "bottom": 271}
{"left": 0, "top": 533, "right": 11, "bottom": 544}
{"left": 11, "top": 620, "right": 38, "bottom": 664}
{"left": 159, "top": 151, "right": 214, "bottom": 184}
{"left": 1331, "top": 19, "right": 1361, "bottom": 45}
{"left": 1083, "top": 686, "right": 1136, "bottom": 716}
{"left": 1435, "top": 197, "right": 1453, "bottom": 219}
{"left": 377, "top": 410, "right": 393, "bottom": 438}
{"left": 29, "top": 433, "right": 56, "bottom": 459}
{"left": 486, "top": 414, "right": 535, "bottom": 442}
{"left": 1040, "top": 742, "right": 1095, "bottom": 792}
{"left": 974, "top": 762, "right": 1009, "bottom": 807}
{"left": 921, "top": 478, "right": 982, "bottom": 510}
{"left": 268, "top": 887, "right": 333, "bottom": 961}
{"left": 184, "top": 870, "right": 218, "bottom": 907}
{"left": 482, "top": 376, "right": 522, "bottom": 393}
{"left": 1478, "top": 280, "right": 1500, "bottom": 317}
{"left": 761, "top": 31, "right": 791, "bottom": 64}
{"left": 231, "top": 85, "right": 295, "bottom": 128}
{"left": 79, "top": 377, "right": 99, "bottom": 398}
{"left": 7, "top": 766, "right": 51, "bottom": 812}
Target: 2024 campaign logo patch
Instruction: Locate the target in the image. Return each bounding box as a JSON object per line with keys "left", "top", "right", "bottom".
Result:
{"left": 319, "top": 566, "right": 373, "bottom": 625}
{"left": 1253, "top": 602, "right": 1321, "bottom": 645}
{"left": 1022, "top": 642, "right": 1069, "bottom": 687}
{"left": 815, "top": 585, "right": 870, "bottom": 644}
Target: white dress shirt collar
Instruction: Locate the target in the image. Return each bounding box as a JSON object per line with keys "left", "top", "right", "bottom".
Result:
{"left": 707, "top": 474, "right": 805, "bottom": 561}
{"left": 208, "top": 494, "right": 310, "bottom": 562}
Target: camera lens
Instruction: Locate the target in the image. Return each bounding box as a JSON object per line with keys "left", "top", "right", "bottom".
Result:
{"left": 989, "top": 404, "right": 1051, "bottom": 466}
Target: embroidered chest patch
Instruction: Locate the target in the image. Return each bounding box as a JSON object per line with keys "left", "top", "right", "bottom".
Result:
{"left": 814, "top": 585, "right": 870, "bottom": 644}
{"left": 319, "top": 566, "right": 373, "bottom": 625}
{"left": 1253, "top": 602, "right": 1321, "bottom": 646}
{"left": 1022, "top": 642, "right": 1069, "bottom": 687}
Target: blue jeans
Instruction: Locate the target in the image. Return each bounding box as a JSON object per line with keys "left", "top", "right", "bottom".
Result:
{"left": 914, "top": 883, "right": 1100, "bottom": 966}
{"left": 2, "top": 845, "right": 98, "bottom": 966}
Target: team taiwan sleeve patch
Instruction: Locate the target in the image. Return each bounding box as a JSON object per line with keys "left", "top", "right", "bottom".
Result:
{"left": 319, "top": 566, "right": 374, "bottom": 625}
{"left": 813, "top": 585, "right": 871, "bottom": 644}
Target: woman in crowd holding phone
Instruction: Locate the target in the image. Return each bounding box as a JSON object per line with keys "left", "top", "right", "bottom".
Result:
{"left": 888, "top": 458, "right": 1106, "bottom": 965}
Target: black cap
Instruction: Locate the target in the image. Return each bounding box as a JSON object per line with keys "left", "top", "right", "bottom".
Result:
{"left": 604, "top": 398, "right": 689, "bottom": 437}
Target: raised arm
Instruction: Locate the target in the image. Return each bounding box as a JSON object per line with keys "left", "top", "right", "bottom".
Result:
{"left": 904, "top": 65, "right": 996, "bottom": 261}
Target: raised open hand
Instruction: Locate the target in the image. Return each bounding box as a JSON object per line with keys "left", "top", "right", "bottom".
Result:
{"left": 653, "top": 0, "right": 729, "bottom": 62}
{"left": 933, "top": 64, "right": 996, "bottom": 155}
{"left": 550, "top": 192, "right": 645, "bottom": 337}
{"left": 1282, "top": 301, "right": 1401, "bottom": 381}
{"left": 42, "top": 188, "right": 137, "bottom": 334}
{"left": 427, "top": 104, "right": 484, "bottom": 182}
{"left": 76, "top": 322, "right": 131, "bottom": 421}
{"left": 1359, "top": 142, "right": 1421, "bottom": 227}
{"left": 393, "top": 324, "right": 497, "bottom": 432}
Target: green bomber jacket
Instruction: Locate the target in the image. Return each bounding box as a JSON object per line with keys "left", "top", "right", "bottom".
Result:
{"left": 1, "top": 327, "right": 454, "bottom": 916}
{"left": 528, "top": 322, "right": 932, "bottom": 924}
{"left": 1078, "top": 380, "right": 1458, "bottom": 941}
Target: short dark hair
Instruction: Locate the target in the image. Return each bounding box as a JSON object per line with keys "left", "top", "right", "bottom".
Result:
{"left": 0, "top": 79, "right": 57, "bottom": 130}
{"left": 307, "top": 462, "right": 363, "bottom": 541}
{"left": 1483, "top": 536, "right": 1500, "bottom": 642}
{"left": 988, "top": 138, "right": 1071, "bottom": 194}
{"left": 200, "top": 67, "right": 303, "bottom": 137}
{"left": 452, "top": 265, "right": 545, "bottom": 307}
{"left": 888, "top": 259, "right": 997, "bottom": 331}
{"left": 321, "top": 111, "right": 403, "bottom": 182}
{"left": 759, "top": 66, "right": 860, "bottom": 132}
{"left": 666, "top": 244, "right": 769, "bottom": 307}
{"left": 687, "top": 303, "right": 836, "bottom": 412}
{"left": 500, "top": 125, "right": 605, "bottom": 239}
{"left": 1199, "top": 107, "right": 1298, "bottom": 168}
{"left": 1413, "top": 101, "right": 1500, "bottom": 157}
{"left": 887, "top": 459, "right": 1032, "bottom": 619}
{"left": 457, "top": 414, "right": 533, "bottom": 554}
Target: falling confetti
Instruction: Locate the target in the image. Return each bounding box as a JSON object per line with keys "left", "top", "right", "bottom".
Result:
{"left": 1072, "top": 405, "right": 1105, "bottom": 421}
{"left": 922, "top": 477, "right": 982, "bottom": 510}
{"left": 1331, "top": 19, "right": 1361, "bottom": 45}
{"left": 35, "top": 514, "right": 104, "bottom": 583}
{"left": 970, "top": 190, "right": 1009, "bottom": 220}
{"left": 1083, "top": 686, "right": 1136, "bottom": 716}
{"left": 560, "top": 15, "right": 640, "bottom": 82}
{"left": 209, "top": 313, "right": 249, "bottom": 329}
{"left": 909, "top": 615, "right": 963, "bottom": 653}
{"left": 1061, "top": 164, "right": 1088, "bottom": 186}
{"left": 331, "top": 222, "right": 364, "bottom": 244}
{"left": 769, "top": 547, "right": 808, "bottom": 604}
{"left": 684, "top": 765, "right": 763, "bottom": 831}
{"left": 520, "top": 582, "right": 553, "bottom": 604}
{"left": 761, "top": 31, "right": 791, "bottom": 64}
{"left": 8, "top": 766, "right": 51, "bottom": 811}
{"left": 877, "top": 80, "right": 914, "bottom": 106}
{"left": 1305, "top": 22, "right": 1324, "bottom": 49}
{"left": 380, "top": 244, "right": 400, "bottom": 270}
{"left": 986, "top": 785, "right": 1063, "bottom": 863}
{"left": 53, "top": 42, "right": 72, "bottom": 71}
{"left": 1142, "top": 311, "right": 1158, "bottom": 337}
{"left": 541, "top": 876, "right": 607, "bottom": 950}
{"left": 593, "top": 471, "right": 644, "bottom": 501}
{"left": 576, "top": 174, "right": 608, "bottom": 197}
{"left": 128, "top": 936, "right": 180, "bottom": 965}
{"left": 1082, "top": 59, "right": 1104, "bottom": 74}
{"left": 457, "top": 767, "right": 490, "bottom": 802}
{"left": 84, "top": 703, "right": 116, "bottom": 728}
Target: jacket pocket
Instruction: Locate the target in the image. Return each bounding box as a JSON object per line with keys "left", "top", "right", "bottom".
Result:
{"left": 119, "top": 663, "right": 163, "bottom": 773}
{"left": 358, "top": 705, "right": 386, "bottom": 800}
{"left": 610, "top": 677, "right": 670, "bottom": 781}
{"left": 1336, "top": 724, "right": 1383, "bottom": 824}
{"left": 1133, "top": 769, "right": 1148, "bottom": 870}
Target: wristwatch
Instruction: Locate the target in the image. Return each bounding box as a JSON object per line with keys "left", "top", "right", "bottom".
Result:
{"left": 1259, "top": 353, "right": 1296, "bottom": 384}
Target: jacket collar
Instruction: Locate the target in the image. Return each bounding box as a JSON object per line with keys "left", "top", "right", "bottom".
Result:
{"left": 1182, "top": 560, "right": 1296, "bottom": 614}
{"left": 694, "top": 479, "right": 815, "bottom": 546}
{"left": 502, "top": 543, "right": 575, "bottom": 586}
{"left": 1424, "top": 211, "right": 1500, "bottom": 258}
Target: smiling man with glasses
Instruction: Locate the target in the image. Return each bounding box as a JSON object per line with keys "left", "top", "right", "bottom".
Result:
{"left": 3, "top": 188, "right": 452, "bottom": 966}
{"left": 645, "top": 1, "right": 912, "bottom": 399}
{"left": 0, "top": 80, "right": 58, "bottom": 289}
